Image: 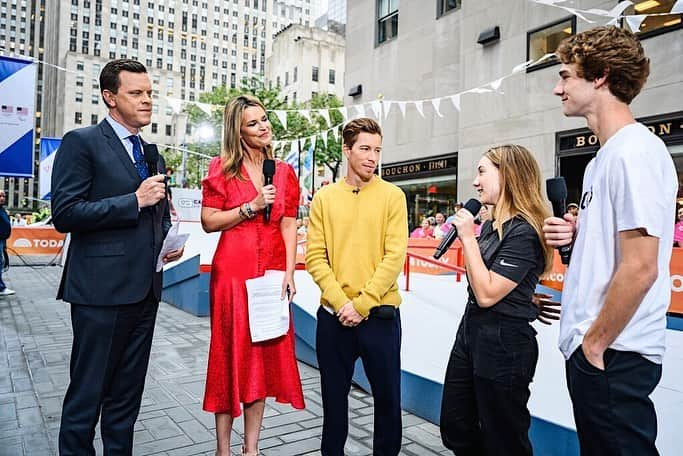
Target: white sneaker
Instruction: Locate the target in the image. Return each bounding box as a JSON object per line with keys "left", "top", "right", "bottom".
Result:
{"left": 0, "top": 288, "right": 15, "bottom": 296}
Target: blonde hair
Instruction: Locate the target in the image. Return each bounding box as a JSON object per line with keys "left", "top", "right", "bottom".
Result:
{"left": 485, "top": 145, "right": 554, "bottom": 274}
{"left": 220, "top": 94, "right": 273, "bottom": 178}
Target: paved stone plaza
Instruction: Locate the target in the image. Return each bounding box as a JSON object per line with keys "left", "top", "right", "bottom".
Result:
{"left": 0, "top": 266, "right": 449, "bottom": 455}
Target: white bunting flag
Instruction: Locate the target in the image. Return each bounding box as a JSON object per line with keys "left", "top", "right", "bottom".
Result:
{"left": 398, "top": 101, "right": 407, "bottom": 118}
{"left": 321, "top": 130, "right": 329, "bottom": 148}
{"left": 318, "top": 109, "right": 331, "bottom": 127}
{"left": 673, "top": 0, "right": 683, "bottom": 14}
{"left": 450, "top": 94, "right": 461, "bottom": 111}
{"left": 354, "top": 104, "right": 366, "bottom": 118}
{"left": 299, "top": 109, "right": 312, "bottom": 123}
{"left": 491, "top": 77, "right": 505, "bottom": 93}
{"left": 512, "top": 60, "right": 534, "bottom": 74}
{"left": 331, "top": 125, "right": 339, "bottom": 142}
{"left": 625, "top": 15, "right": 647, "bottom": 32}
{"left": 383, "top": 100, "right": 394, "bottom": 119}
{"left": 167, "top": 97, "right": 183, "bottom": 114}
{"left": 197, "top": 102, "right": 213, "bottom": 116}
{"left": 431, "top": 98, "right": 444, "bottom": 118}
{"left": 371, "top": 100, "right": 382, "bottom": 119}
{"left": 414, "top": 100, "right": 425, "bottom": 118}
{"left": 337, "top": 106, "right": 348, "bottom": 122}
{"left": 309, "top": 135, "right": 317, "bottom": 152}
{"left": 274, "top": 110, "right": 287, "bottom": 130}
{"left": 290, "top": 139, "right": 299, "bottom": 157}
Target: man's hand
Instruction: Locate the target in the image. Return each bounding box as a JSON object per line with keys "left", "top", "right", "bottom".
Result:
{"left": 532, "top": 293, "right": 561, "bottom": 325}
{"left": 543, "top": 213, "right": 576, "bottom": 247}
{"left": 338, "top": 301, "right": 364, "bottom": 327}
{"left": 581, "top": 338, "right": 606, "bottom": 371}
{"left": 136, "top": 175, "right": 166, "bottom": 208}
{"left": 162, "top": 246, "right": 184, "bottom": 264}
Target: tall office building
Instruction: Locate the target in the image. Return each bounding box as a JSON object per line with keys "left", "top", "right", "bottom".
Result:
{"left": 3, "top": 0, "right": 319, "bottom": 210}
{"left": 0, "top": 0, "right": 48, "bottom": 211}
{"left": 315, "top": 0, "right": 344, "bottom": 33}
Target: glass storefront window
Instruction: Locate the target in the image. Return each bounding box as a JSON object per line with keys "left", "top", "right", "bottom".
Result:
{"left": 526, "top": 16, "right": 576, "bottom": 72}
{"left": 623, "top": 0, "right": 682, "bottom": 36}
{"left": 396, "top": 177, "right": 457, "bottom": 232}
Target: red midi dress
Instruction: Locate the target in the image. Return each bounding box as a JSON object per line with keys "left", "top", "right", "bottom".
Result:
{"left": 201, "top": 157, "right": 305, "bottom": 416}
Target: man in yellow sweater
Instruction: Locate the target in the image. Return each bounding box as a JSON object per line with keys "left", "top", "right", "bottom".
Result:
{"left": 306, "top": 118, "right": 408, "bottom": 455}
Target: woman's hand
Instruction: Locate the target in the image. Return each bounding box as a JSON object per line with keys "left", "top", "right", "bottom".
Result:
{"left": 281, "top": 272, "right": 296, "bottom": 304}
{"left": 251, "top": 184, "right": 276, "bottom": 212}
{"left": 532, "top": 293, "right": 561, "bottom": 325}
{"left": 453, "top": 208, "right": 476, "bottom": 240}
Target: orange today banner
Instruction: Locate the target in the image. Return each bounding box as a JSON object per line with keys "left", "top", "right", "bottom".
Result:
{"left": 6, "top": 227, "right": 66, "bottom": 256}
{"left": 541, "top": 249, "right": 683, "bottom": 315}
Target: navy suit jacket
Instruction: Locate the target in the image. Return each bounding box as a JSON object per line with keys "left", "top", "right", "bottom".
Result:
{"left": 51, "top": 119, "right": 171, "bottom": 306}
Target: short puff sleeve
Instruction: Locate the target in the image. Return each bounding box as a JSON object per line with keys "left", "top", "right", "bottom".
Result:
{"left": 283, "top": 163, "right": 300, "bottom": 218}
{"left": 201, "top": 157, "right": 227, "bottom": 209}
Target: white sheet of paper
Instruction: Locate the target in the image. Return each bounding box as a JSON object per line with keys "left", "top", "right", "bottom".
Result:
{"left": 156, "top": 222, "right": 190, "bottom": 272}
{"left": 245, "top": 270, "right": 290, "bottom": 343}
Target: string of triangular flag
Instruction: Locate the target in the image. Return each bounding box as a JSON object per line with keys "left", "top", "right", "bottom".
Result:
{"left": 528, "top": 0, "right": 683, "bottom": 28}
{"left": 271, "top": 120, "right": 345, "bottom": 159}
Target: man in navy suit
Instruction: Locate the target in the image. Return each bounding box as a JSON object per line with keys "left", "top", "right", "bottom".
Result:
{"left": 51, "top": 59, "right": 183, "bottom": 455}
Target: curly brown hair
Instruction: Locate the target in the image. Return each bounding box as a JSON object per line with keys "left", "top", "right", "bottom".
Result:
{"left": 556, "top": 26, "right": 650, "bottom": 104}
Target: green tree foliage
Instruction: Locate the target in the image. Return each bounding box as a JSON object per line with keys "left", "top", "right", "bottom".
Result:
{"left": 167, "top": 77, "right": 344, "bottom": 188}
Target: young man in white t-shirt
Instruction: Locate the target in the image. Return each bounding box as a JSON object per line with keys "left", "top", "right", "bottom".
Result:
{"left": 543, "top": 26, "right": 677, "bottom": 455}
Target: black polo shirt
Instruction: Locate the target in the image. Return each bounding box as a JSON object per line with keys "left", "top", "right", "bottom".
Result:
{"left": 466, "top": 216, "right": 544, "bottom": 321}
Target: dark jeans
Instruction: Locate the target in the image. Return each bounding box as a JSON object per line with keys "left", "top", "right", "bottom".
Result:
{"left": 566, "top": 346, "right": 662, "bottom": 456}
{"left": 440, "top": 310, "right": 538, "bottom": 456}
{"left": 316, "top": 306, "right": 402, "bottom": 456}
{"left": 59, "top": 291, "right": 159, "bottom": 456}
{"left": 0, "top": 239, "right": 6, "bottom": 291}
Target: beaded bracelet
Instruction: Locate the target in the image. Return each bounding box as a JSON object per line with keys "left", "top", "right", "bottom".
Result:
{"left": 238, "top": 204, "right": 248, "bottom": 220}
{"left": 244, "top": 202, "right": 256, "bottom": 219}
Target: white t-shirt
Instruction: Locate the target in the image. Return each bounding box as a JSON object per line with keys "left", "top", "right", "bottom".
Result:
{"left": 559, "top": 123, "right": 677, "bottom": 363}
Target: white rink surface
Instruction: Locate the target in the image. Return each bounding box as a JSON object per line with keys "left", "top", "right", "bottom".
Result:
{"left": 294, "top": 270, "right": 683, "bottom": 454}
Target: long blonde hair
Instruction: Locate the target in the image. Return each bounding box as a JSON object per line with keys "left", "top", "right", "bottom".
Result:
{"left": 485, "top": 145, "right": 554, "bottom": 274}
{"left": 220, "top": 94, "right": 273, "bottom": 178}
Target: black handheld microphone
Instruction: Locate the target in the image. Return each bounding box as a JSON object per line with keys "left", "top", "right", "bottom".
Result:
{"left": 546, "top": 177, "right": 572, "bottom": 265}
{"left": 433, "top": 198, "right": 482, "bottom": 260}
{"left": 263, "top": 159, "right": 276, "bottom": 223}
{"left": 143, "top": 143, "right": 159, "bottom": 176}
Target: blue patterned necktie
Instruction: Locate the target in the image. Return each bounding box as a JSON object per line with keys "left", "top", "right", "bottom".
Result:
{"left": 128, "top": 135, "right": 149, "bottom": 180}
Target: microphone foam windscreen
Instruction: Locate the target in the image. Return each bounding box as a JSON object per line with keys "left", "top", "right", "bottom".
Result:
{"left": 463, "top": 198, "right": 482, "bottom": 216}
{"left": 546, "top": 177, "right": 568, "bottom": 203}
{"left": 263, "top": 159, "right": 276, "bottom": 177}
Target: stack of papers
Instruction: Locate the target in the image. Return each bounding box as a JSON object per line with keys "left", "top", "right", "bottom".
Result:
{"left": 245, "top": 270, "right": 290, "bottom": 342}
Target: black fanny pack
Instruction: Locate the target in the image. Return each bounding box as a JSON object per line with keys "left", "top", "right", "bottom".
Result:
{"left": 369, "top": 305, "right": 397, "bottom": 320}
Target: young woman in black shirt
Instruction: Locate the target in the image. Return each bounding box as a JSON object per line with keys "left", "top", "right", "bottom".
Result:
{"left": 439, "top": 145, "right": 554, "bottom": 456}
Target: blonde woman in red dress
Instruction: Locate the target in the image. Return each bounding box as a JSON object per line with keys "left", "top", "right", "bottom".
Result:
{"left": 201, "top": 95, "right": 305, "bottom": 456}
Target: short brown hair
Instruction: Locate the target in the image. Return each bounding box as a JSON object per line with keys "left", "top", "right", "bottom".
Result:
{"left": 342, "top": 118, "right": 382, "bottom": 148}
{"left": 556, "top": 26, "right": 649, "bottom": 104}
{"left": 100, "top": 59, "right": 148, "bottom": 108}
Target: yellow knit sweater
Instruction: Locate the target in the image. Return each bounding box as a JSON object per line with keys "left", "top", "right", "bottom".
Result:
{"left": 305, "top": 177, "right": 408, "bottom": 317}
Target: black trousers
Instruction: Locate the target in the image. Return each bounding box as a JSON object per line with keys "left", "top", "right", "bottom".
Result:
{"left": 566, "top": 346, "right": 662, "bottom": 456}
{"left": 316, "top": 306, "right": 402, "bottom": 456}
{"left": 440, "top": 310, "right": 538, "bottom": 456}
{"left": 59, "top": 290, "right": 159, "bottom": 456}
